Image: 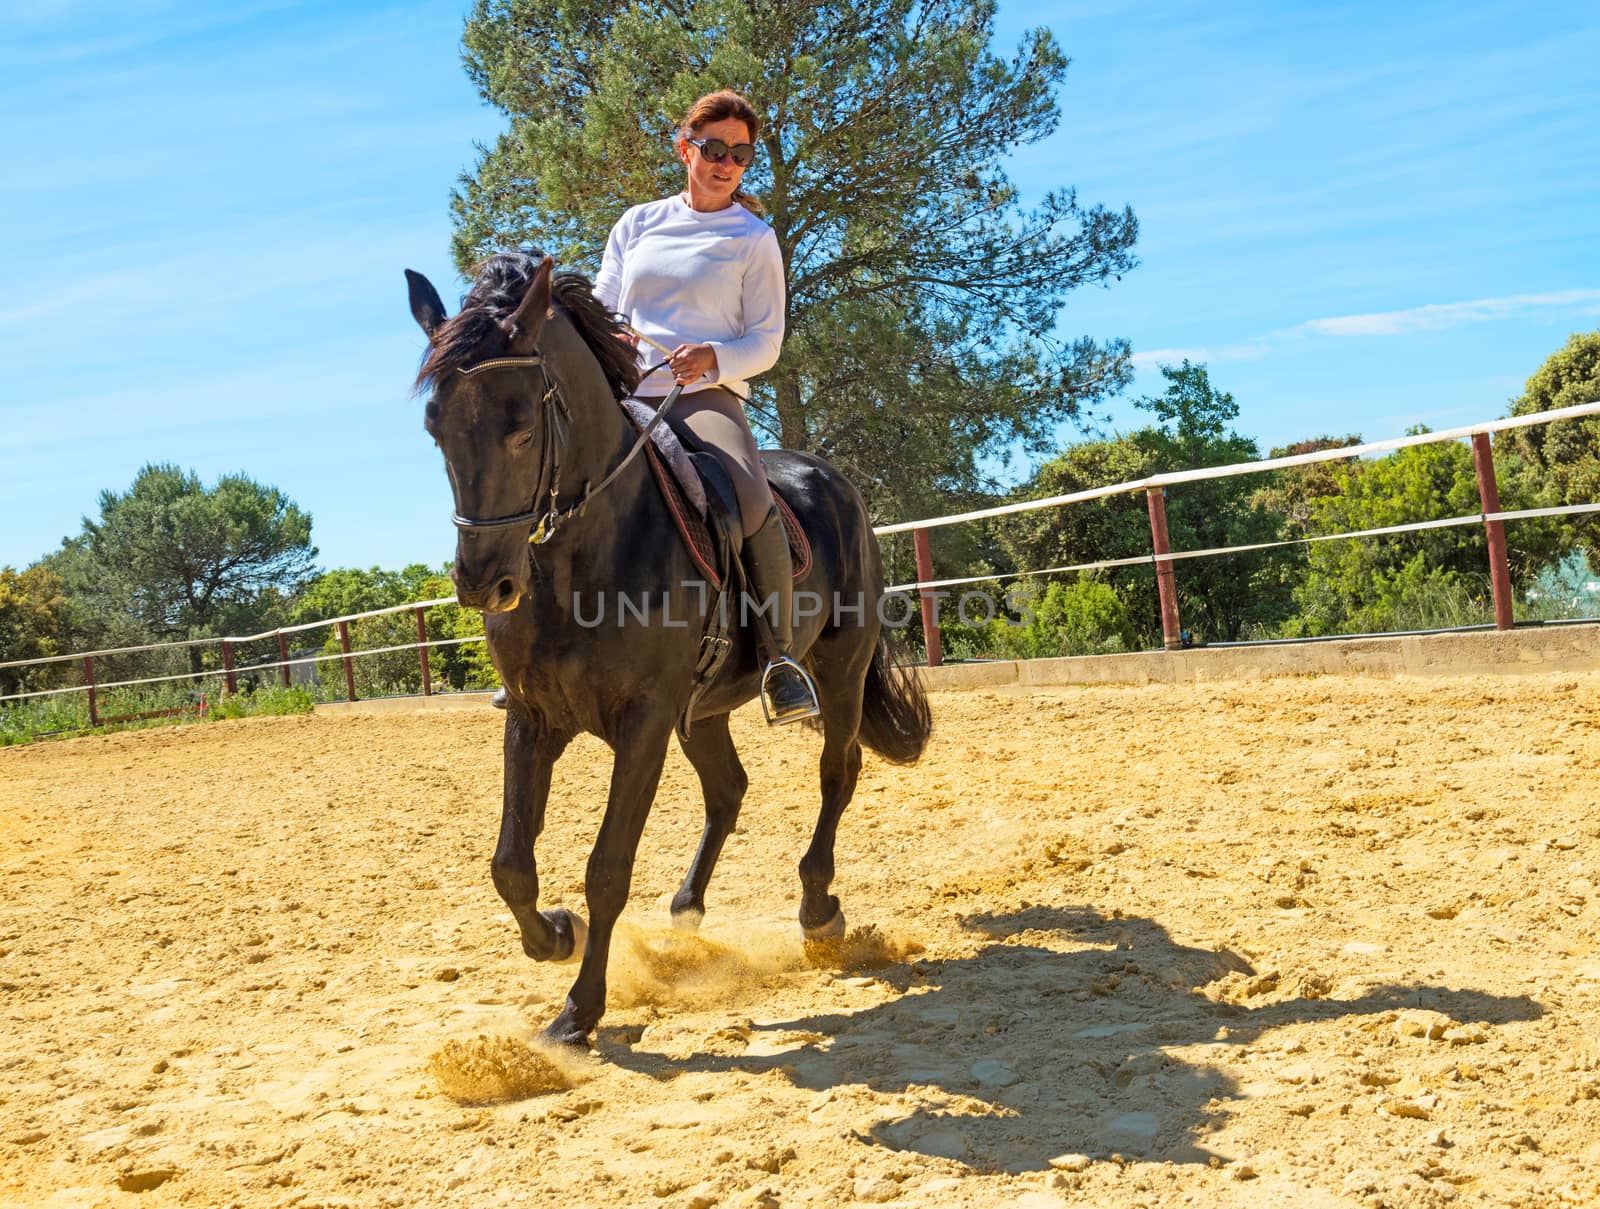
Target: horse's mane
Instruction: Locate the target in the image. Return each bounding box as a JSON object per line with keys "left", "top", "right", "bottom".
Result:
{"left": 415, "top": 251, "right": 642, "bottom": 400}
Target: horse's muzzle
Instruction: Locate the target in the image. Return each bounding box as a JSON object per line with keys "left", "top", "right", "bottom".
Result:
{"left": 452, "top": 568, "right": 524, "bottom": 614}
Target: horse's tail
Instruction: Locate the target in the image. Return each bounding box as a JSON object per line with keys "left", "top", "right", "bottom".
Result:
{"left": 857, "top": 633, "right": 932, "bottom": 765}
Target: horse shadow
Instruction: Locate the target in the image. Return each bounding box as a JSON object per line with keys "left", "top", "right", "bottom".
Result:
{"left": 602, "top": 904, "right": 1542, "bottom": 1171}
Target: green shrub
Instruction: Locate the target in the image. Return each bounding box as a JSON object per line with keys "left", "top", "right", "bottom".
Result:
{"left": 208, "top": 684, "right": 315, "bottom": 721}
{"left": 940, "top": 576, "right": 1139, "bottom": 660}
{"left": 1284, "top": 553, "right": 1493, "bottom": 636}
{"left": 0, "top": 678, "right": 208, "bottom": 746}
{"left": 0, "top": 676, "right": 314, "bottom": 746}
{"left": 0, "top": 693, "right": 89, "bottom": 746}
{"left": 308, "top": 600, "right": 497, "bottom": 701}
{"left": 1381, "top": 565, "right": 1493, "bottom": 632}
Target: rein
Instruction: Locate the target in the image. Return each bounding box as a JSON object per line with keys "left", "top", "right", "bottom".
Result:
{"left": 450, "top": 354, "right": 683, "bottom": 545}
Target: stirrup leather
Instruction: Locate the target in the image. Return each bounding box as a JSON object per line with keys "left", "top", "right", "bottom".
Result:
{"left": 759, "top": 655, "right": 821, "bottom": 725}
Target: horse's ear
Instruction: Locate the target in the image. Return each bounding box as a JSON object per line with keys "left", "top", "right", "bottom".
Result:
{"left": 502, "top": 255, "right": 554, "bottom": 355}
{"left": 406, "top": 269, "right": 448, "bottom": 339}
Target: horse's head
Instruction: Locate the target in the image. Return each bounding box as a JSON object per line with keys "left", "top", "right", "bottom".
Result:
{"left": 407, "top": 252, "right": 643, "bottom": 614}
{"left": 406, "top": 255, "right": 557, "bottom": 614}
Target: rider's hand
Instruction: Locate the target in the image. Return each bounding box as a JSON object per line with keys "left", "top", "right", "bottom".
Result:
{"left": 668, "top": 343, "right": 717, "bottom": 385}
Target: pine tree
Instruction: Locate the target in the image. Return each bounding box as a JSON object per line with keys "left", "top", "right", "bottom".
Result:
{"left": 451, "top": 0, "right": 1138, "bottom": 520}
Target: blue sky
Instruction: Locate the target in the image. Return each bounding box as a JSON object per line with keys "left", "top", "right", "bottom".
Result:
{"left": 3, "top": 0, "right": 1597, "bottom": 574}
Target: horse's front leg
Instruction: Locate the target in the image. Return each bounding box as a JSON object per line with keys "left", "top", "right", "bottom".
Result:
{"left": 491, "top": 708, "right": 581, "bottom": 961}
{"left": 543, "top": 713, "right": 673, "bottom": 1048}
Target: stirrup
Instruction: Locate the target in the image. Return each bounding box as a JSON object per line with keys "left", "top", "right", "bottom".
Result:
{"left": 759, "top": 655, "right": 821, "bottom": 725}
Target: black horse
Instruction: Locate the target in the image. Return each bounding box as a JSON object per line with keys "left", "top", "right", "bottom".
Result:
{"left": 405, "top": 252, "right": 931, "bottom": 1047}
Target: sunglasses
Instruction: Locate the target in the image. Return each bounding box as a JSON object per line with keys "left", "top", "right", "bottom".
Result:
{"left": 685, "top": 136, "right": 756, "bottom": 168}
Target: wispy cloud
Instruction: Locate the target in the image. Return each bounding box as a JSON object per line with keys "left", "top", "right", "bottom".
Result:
{"left": 1132, "top": 343, "right": 1271, "bottom": 369}
{"left": 1298, "top": 290, "right": 1600, "bottom": 337}
{"left": 1132, "top": 289, "right": 1600, "bottom": 369}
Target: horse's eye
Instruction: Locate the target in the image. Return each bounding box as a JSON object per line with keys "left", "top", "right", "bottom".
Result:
{"left": 509, "top": 430, "right": 535, "bottom": 452}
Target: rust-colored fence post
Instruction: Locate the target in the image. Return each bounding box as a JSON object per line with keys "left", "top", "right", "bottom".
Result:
{"left": 83, "top": 656, "right": 98, "bottom": 727}
{"left": 222, "top": 640, "right": 237, "bottom": 695}
{"left": 337, "top": 621, "right": 357, "bottom": 702}
{"left": 912, "top": 527, "right": 943, "bottom": 668}
{"left": 416, "top": 607, "right": 432, "bottom": 697}
{"left": 278, "top": 633, "right": 291, "bottom": 688}
{"left": 1146, "top": 488, "right": 1184, "bottom": 650}
{"left": 1471, "top": 432, "right": 1515, "bottom": 631}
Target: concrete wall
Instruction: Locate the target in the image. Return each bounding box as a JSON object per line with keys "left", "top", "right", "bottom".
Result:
{"left": 920, "top": 622, "right": 1600, "bottom": 692}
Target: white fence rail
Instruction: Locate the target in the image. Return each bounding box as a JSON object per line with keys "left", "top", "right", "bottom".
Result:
{"left": 873, "top": 398, "right": 1600, "bottom": 536}
{"left": 3, "top": 399, "right": 1596, "bottom": 712}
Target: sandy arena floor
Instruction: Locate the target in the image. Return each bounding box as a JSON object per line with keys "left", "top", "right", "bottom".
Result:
{"left": 3, "top": 672, "right": 1599, "bottom": 1209}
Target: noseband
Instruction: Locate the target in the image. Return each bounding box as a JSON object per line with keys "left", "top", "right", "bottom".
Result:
{"left": 448, "top": 354, "right": 683, "bottom": 546}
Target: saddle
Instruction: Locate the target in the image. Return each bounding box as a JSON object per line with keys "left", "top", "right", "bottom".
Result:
{"left": 619, "top": 399, "right": 811, "bottom": 589}
{"left": 618, "top": 400, "right": 812, "bottom": 740}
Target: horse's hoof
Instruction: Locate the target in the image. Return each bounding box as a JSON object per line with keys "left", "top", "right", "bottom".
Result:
{"left": 538, "top": 1018, "right": 592, "bottom": 1052}
{"left": 545, "top": 908, "right": 587, "bottom": 963}
{"left": 563, "top": 912, "right": 588, "bottom": 963}
{"left": 801, "top": 904, "right": 846, "bottom": 941}
{"left": 671, "top": 905, "right": 704, "bottom": 932}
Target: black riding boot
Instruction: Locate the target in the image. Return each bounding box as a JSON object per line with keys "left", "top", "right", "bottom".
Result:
{"left": 741, "top": 506, "right": 821, "bottom": 724}
{"left": 491, "top": 687, "right": 508, "bottom": 709}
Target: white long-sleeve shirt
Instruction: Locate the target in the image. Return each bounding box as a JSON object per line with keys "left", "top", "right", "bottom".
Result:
{"left": 593, "top": 195, "right": 786, "bottom": 399}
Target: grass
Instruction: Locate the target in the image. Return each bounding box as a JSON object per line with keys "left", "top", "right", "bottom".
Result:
{"left": 0, "top": 682, "right": 315, "bottom": 748}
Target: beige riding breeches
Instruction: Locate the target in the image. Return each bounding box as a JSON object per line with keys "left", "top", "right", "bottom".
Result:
{"left": 673, "top": 387, "right": 774, "bottom": 539}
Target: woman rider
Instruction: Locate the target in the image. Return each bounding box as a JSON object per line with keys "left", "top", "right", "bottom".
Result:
{"left": 593, "top": 89, "right": 820, "bottom": 725}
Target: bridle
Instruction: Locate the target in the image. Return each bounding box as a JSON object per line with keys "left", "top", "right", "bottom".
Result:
{"left": 448, "top": 353, "right": 683, "bottom": 545}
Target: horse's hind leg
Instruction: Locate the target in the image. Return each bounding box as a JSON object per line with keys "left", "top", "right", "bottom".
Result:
{"left": 670, "top": 713, "right": 748, "bottom": 929}
{"left": 492, "top": 710, "right": 582, "bottom": 962}
{"left": 798, "top": 654, "right": 867, "bottom": 939}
